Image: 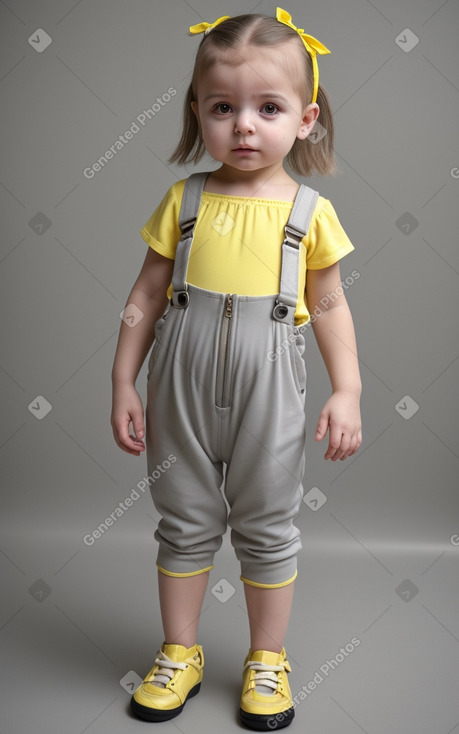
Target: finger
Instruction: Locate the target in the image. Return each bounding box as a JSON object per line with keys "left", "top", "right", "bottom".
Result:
{"left": 346, "top": 435, "right": 358, "bottom": 458}
{"left": 343, "top": 430, "right": 362, "bottom": 459}
{"left": 324, "top": 426, "right": 342, "bottom": 460}
{"left": 336, "top": 433, "right": 352, "bottom": 460}
{"left": 118, "top": 417, "right": 145, "bottom": 454}
{"left": 349, "top": 431, "right": 363, "bottom": 456}
{"left": 315, "top": 412, "right": 329, "bottom": 441}
{"left": 113, "top": 429, "right": 143, "bottom": 456}
{"left": 129, "top": 428, "right": 145, "bottom": 450}
{"left": 131, "top": 414, "right": 145, "bottom": 442}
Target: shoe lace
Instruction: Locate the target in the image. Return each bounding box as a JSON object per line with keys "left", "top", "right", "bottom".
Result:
{"left": 149, "top": 649, "right": 188, "bottom": 688}
{"left": 244, "top": 660, "right": 285, "bottom": 694}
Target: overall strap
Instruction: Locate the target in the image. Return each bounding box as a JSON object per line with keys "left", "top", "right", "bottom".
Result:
{"left": 273, "top": 185, "right": 319, "bottom": 324}
{"left": 171, "top": 171, "right": 209, "bottom": 307}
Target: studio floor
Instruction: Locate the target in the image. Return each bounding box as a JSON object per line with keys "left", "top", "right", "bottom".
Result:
{"left": 1, "top": 526, "right": 458, "bottom": 734}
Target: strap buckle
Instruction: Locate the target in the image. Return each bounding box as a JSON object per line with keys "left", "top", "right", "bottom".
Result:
{"left": 179, "top": 217, "right": 197, "bottom": 237}
{"left": 284, "top": 224, "right": 304, "bottom": 248}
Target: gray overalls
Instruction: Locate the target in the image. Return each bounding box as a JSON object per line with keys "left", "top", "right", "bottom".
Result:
{"left": 145, "top": 172, "right": 319, "bottom": 588}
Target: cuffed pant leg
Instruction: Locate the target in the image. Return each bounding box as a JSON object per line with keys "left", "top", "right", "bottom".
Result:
{"left": 223, "top": 418, "right": 305, "bottom": 587}
{"left": 145, "top": 297, "right": 229, "bottom": 577}
{"left": 221, "top": 317, "right": 307, "bottom": 587}
{"left": 149, "top": 439, "right": 228, "bottom": 576}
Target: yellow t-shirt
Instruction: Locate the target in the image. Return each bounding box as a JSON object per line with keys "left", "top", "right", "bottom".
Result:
{"left": 140, "top": 178, "right": 354, "bottom": 326}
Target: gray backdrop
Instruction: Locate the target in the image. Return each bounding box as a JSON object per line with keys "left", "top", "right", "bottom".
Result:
{"left": 1, "top": 0, "right": 458, "bottom": 732}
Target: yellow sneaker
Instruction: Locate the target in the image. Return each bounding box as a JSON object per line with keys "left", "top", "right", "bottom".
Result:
{"left": 131, "top": 642, "right": 204, "bottom": 721}
{"left": 240, "top": 647, "right": 295, "bottom": 730}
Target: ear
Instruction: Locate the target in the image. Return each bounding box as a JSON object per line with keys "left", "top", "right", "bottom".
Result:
{"left": 297, "top": 103, "right": 320, "bottom": 140}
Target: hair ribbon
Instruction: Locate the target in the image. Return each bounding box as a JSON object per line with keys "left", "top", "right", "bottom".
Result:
{"left": 276, "top": 8, "right": 330, "bottom": 104}
{"left": 189, "top": 16, "right": 230, "bottom": 36}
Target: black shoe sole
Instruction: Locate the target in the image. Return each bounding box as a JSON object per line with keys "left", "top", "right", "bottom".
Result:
{"left": 130, "top": 682, "right": 201, "bottom": 722}
{"left": 240, "top": 706, "right": 295, "bottom": 731}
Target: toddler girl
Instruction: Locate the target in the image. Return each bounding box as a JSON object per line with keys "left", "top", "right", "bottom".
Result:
{"left": 111, "top": 7, "right": 362, "bottom": 730}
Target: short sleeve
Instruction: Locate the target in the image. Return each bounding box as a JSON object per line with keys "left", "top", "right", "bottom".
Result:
{"left": 140, "top": 180, "right": 185, "bottom": 260}
{"left": 304, "top": 197, "right": 355, "bottom": 269}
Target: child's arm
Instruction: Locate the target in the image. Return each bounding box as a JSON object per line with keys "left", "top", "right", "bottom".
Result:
{"left": 305, "top": 262, "right": 362, "bottom": 461}
{"left": 111, "top": 247, "right": 174, "bottom": 456}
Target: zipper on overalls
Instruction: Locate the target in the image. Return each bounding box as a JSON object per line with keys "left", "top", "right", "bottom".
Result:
{"left": 216, "top": 293, "right": 234, "bottom": 408}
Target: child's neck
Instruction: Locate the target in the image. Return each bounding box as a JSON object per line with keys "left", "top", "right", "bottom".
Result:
{"left": 205, "top": 165, "right": 300, "bottom": 202}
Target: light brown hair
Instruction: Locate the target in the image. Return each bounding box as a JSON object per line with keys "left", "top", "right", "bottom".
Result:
{"left": 168, "top": 13, "right": 337, "bottom": 177}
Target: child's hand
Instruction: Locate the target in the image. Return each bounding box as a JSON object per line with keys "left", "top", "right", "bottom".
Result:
{"left": 314, "top": 390, "right": 362, "bottom": 461}
{"left": 111, "top": 383, "right": 146, "bottom": 456}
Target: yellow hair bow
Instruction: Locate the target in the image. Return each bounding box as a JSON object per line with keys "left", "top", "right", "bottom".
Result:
{"left": 276, "top": 7, "right": 331, "bottom": 103}
{"left": 189, "top": 15, "right": 230, "bottom": 36}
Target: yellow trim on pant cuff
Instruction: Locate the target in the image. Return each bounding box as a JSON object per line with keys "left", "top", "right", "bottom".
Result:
{"left": 157, "top": 564, "right": 213, "bottom": 578}
{"left": 240, "top": 570, "right": 297, "bottom": 588}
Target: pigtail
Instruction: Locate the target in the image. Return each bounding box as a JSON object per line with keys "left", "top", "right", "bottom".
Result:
{"left": 168, "top": 84, "right": 205, "bottom": 165}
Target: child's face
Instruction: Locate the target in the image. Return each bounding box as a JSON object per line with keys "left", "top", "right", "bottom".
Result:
{"left": 191, "top": 45, "right": 317, "bottom": 176}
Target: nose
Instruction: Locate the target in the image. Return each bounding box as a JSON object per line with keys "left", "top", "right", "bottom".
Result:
{"left": 234, "top": 110, "right": 255, "bottom": 135}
